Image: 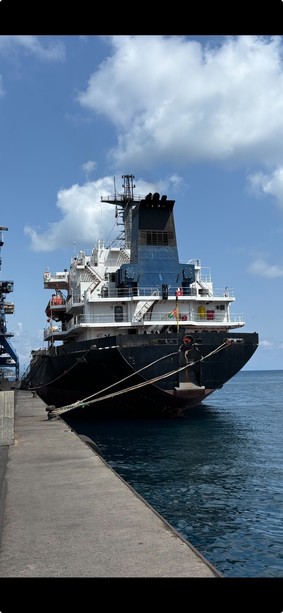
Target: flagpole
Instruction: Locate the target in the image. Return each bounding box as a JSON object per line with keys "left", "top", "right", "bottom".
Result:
{"left": 175, "top": 292, "right": 179, "bottom": 332}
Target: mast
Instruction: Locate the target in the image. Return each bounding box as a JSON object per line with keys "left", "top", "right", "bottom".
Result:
{"left": 101, "top": 174, "right": 137, "bottom": 248}
{"left": 0, "top": 226, "right": 19, "bottom": 382}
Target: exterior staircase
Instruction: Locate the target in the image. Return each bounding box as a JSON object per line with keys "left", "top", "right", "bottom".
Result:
{"left": 133, "top": 292, "right": 158, "bottom": 322}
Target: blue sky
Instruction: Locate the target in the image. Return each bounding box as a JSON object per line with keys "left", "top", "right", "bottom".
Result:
{"left": 0, "top": 34, "right": 283, "bottom": 373}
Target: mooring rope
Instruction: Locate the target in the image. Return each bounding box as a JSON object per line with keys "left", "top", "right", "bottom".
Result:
{"left": 27, "top": 347, "right": 180, "bottom": 394}
{"left": 27, "top": 346, "right": 96, "bottom": 392}
{"left": 48, "top": 340, "right": 230, "bottom": 417}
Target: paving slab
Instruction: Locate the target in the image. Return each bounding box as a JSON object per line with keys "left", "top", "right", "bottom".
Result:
{"left": 0, "top": 390, "right": 220, "bottom": 578}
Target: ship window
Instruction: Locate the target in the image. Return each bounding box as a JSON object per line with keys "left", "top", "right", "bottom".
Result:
{"left": 140, "top": 230, "right": 175, "bottom": 246}
{"left": 114, "top": 305, "right": 124, "bottom": 322}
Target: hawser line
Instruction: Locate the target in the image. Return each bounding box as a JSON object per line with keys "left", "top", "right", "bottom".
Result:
{"left": 45, "top": 340, "right": 231, "bottom": 417}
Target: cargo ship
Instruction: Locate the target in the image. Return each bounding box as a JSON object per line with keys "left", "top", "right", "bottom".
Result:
{"left": 21, "top": 174, "right": 258, "bottom": 418}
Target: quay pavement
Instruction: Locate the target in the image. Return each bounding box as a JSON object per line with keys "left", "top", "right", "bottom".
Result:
{"left": 0, "top": 389, "right": 220, "bottom": 578}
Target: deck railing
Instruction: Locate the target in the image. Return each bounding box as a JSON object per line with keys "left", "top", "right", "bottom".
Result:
{"left": 44, "top": 310, "right": 245, "bottom": 339}
{"left": 64, "top": 286, "right": 234, "bottom": 306}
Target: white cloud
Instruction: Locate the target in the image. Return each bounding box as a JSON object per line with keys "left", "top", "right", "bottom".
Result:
{"left": 247, "top": 258, "right": 283, "bottom": 278}
{"left": 24, "top": 174, "right": 179, "bottom": 252}
{"left": 0, "top": 74, "right": 5, "bottom": 97}
{"left": 0, "top": 35, "right": 65, "bottom": 61}
{"left": 82, "top": 160, "right": 97, "bottom": 179}
{"left": 259, "top": 339, "right": 283, "bottom": 350}
{"left": 24, "top": 178, "right": 116, "bottom": 252}
{"left": 78, "top": 35, "right": 283, "bottom": 167}
{"left": 248, "top": 166, "right": 283, "bottom": 209}
{"left": 259, "top": 339, "right": 274, "bottom": 348}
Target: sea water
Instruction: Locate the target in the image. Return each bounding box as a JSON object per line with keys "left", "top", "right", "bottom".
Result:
{"left": 64, "top": 370, "right": 283, "bottom": 578}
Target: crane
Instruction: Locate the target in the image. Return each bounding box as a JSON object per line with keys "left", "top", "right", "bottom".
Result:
{"left": 0, "top": 226, "right": 19, "bottom": 386}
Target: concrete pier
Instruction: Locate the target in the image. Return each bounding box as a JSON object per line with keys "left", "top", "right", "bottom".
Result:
{"left": 0, "top": 391, "right": 14, "bottom": 446}
{"left": 0, "top": 390, "right": 220, "bottom": 578}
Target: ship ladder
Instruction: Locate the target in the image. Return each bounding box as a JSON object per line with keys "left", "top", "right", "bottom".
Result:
{"left": 117, "top": 249, "right": 130, "bottom": 266}
{"left": 133, "top": 291, "right": 158, "bottom": 322}
{"left": 85, "top": 264, "right": 104, "bottom": 293}
{"left": 198, "top": 280, "right": 212, "bottom": 296}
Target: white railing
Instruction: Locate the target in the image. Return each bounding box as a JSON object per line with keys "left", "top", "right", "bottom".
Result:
{"left": 43, "top": 271, "right": 68, "bottom": 284}
{"left": 65, "top": 286, "right": 234, "bottom": 300}
{"left": 66, "top": 294, "right": 83, "bottom": 310}
{"left": 44, "top": 310, "right": 245, "bottom": 335}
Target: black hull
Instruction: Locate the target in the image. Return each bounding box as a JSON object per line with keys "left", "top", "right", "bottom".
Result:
{"left": 21, "top": 330, "right": 259, "bottom": 418}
